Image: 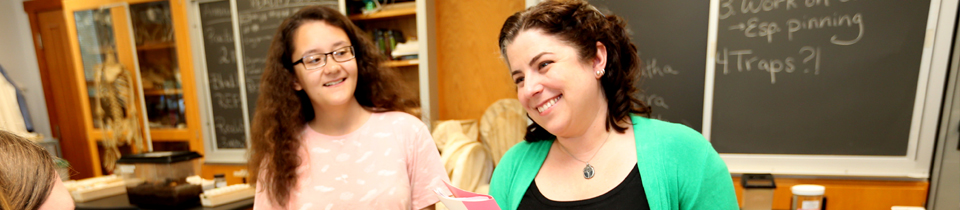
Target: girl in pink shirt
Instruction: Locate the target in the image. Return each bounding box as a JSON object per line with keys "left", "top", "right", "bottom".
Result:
{"left": 248, "top": 6, "right": 449, "bottom": 210}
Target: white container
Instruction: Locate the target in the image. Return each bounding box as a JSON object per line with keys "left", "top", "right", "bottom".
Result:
{"left": 200, "top": 184, "right": 255, "bottom": 207}
{"left": 790, "top": 185, "right": 825, "bottom": 210}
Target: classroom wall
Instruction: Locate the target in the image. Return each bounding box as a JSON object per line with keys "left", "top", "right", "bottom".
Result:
{"left": 0, "top": 0, "right": 52, "bottom": 138}
{"left": 435, "top": 0, "right": 522, "bottom": 121}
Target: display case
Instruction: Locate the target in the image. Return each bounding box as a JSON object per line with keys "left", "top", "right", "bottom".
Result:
{"left": 63, "top": 0, "right": 203, "bottom": 176}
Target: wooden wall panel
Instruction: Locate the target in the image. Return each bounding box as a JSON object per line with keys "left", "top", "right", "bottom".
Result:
{"left": 435, "top": 0, "right": 523, "bottom": 121}
{"left": 731, "top": 176, "right": 928, "bottom": 210}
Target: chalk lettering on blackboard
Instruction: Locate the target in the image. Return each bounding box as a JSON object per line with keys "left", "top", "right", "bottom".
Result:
{"left": 799, "top": 46, "right": 821, "bottom": 74}
{"left": 802, "top": 0, "right": 846, "bottom": 8}
{"left": 219, "top": 46, "right": 236, "bottom": 64}
{"left": 251, "top": 0, "right": 290, "bottom": 8}
{"left": 638, "top": 94, "right": 670, "bottom": 110}
{"left": 786, "top": 13, "right": 863, "bottom": 44}
{"left": 717, "top": 46, "right": 821, "bottom": 84}
{"left": 716, "top": 48, "right": 754, "bottom": 74}
{"left": 214, "top": 92, "right": 242, "bottom": 109}
{"left": 214, "top": 116, "right": 245, "bottom": 134}
{"left": 201, "top": 6, "right": 231, "bottom": 18}
{"left": 728, "top": 17, "right": 780, "bottom": 43}
{"left": 240, "top": 36, "right": 273, "bottom": 49}
{"left": 739, "top": 0, "right": 799, "bottom": 15}
{"left": 204, "top": 27, "right": 235, "bottom": 44}
{"left": 245, "top": 77, "right": 260, "bottom": 93}
{"left": 642, "top": 58, "right": 680, "bottom": 78}
{"left": 720, "top": 0, "right": 735, "bottom": 19}
{"left": 243, "top": 58, "right": 266, "bottom": 74}
{"left": 209, "top": 73, "right": 238, "bottom": 90}
{"left": 248, "top": 0, "right": 324, "bottom": 10}
{"left": 219, "top": 139, "right": 245, "bottom": 148}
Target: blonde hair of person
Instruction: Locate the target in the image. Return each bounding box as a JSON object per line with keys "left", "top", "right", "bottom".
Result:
{"left": 0, "top": 130, "right": 58, "bottom": 210}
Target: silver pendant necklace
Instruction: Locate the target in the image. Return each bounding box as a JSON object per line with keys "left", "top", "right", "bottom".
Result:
{"left": 557, "top": 132, "right": 610, "bottom": 179}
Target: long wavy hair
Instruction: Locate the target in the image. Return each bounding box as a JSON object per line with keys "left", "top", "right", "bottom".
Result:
{"left": 498, "top": 0, "right": 651, "bottom": 142}
{"left": 248, "top": 5, "right": 418, "bottom": 207}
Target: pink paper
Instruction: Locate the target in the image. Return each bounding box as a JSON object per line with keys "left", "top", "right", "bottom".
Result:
{"left": 435, "top": 182, "right": 501, "bottom": 210}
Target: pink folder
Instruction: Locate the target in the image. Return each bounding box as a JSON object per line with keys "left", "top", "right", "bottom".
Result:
{"left": 434, "top": 182, "right": 501, "bottom": 210}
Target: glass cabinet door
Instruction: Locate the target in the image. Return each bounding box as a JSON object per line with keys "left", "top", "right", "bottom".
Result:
{"left": 73, "top": 5, "right": 148, "bottom": 134}
{"left": 130, "top": 1, "right": 186, "bottom": 130}
{"left": 73, "top": 4, "right": 152, "bottom": 172}
{"left": 75, "top": 7, "right": 118, "bottom": 129}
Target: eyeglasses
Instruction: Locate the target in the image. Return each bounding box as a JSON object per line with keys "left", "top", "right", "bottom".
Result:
{"left": 292, "top": 46, "right": 356, "bottom": 70}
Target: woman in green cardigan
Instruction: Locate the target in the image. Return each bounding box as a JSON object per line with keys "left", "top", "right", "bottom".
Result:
{"left": 490, "top": 0, "right": 739, "bottom": 209}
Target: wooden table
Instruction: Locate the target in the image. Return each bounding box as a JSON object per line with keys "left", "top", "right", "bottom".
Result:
{"left": 74, "top": 194, "right": 253, "bottom": 210}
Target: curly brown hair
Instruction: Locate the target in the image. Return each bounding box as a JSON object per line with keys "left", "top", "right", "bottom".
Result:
{"left": 498, "top": 0, "right": 651, "bottom": 142}
{"left": 248, "top": 5, "right": 418, "bottom": 207}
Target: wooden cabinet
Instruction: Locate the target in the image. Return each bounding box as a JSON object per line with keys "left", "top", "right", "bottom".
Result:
{"left": 62, "top": 0, "right": 202, "bottom": 176}
{"left": 347, "top": 0, "right": 439, "bottom": 127}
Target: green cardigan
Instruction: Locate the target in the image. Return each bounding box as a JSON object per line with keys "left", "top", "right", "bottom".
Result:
{"left": 489, "top": 115, "right": 739, "bottom": 210}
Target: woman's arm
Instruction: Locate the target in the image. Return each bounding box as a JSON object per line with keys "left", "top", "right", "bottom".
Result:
{"left": 677, "top": 133, "right": 740, "bottom": 210}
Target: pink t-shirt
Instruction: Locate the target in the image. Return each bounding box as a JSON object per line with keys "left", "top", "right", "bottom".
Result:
{"left": 254, "top": 112, "right": 450, "bottom": 210}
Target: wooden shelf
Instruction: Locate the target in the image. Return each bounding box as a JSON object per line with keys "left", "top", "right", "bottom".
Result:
{"left": 89, "top": 128, "right": 190, "bottom": 142}
{"left": 143, "top": 88, "right": 182, "bottom": 96}
{"left": 349, "top": 2, "right": 416, "bottom": 21}
{"left": 150, "top": 128, "right": 190, "bottom": 141}
{"left": 136, "top": 42, "right": 175, "bottom": 51}
{"left": 384, "top": 59, "right": 419, "bottom": 68}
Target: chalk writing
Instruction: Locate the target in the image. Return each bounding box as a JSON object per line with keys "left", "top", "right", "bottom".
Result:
{"left": 203, "top": 27, "right": 234, "bottom": 44}
{"left": 213, "top": 92, "right": 242, "bottom": 109}
{"left": 638, "top": 94, "right": 670, "bottom": 110}
{"left": 787, "top": 13, "right": 863, "bottom": 45}
{"left": 215, "top": 116, "right": 245, "bottom": 134}
{"left": 245, "top": 77, "right": 260, "bottom": 94}
{"left": 727, "top": 13, "right": 862, "bottom": 45}
{"left": 721, "top": 0, "right": 855, "bottom": 19}
{"left": 722, "top": 0, "right": 862, "bottom": 45}
{"left": 642, "top": 58, "right": 680, "bottom": 79}
{"left": 715, "top": 46, "right": 821, "bottom": 84}
{"left": 208, "top": 73, "right": 238, "bottom": 90}
{"left": 250, "top": 0, "right": 326, "bottom": 8}
{"left": 728, "top": 17, "right": 781, "bottom": 43}
{"left": 218, "top": 139, "right": 246, "bottom": 149}
{"left": 200, "top": 1, "right": 232, "bottom": 19}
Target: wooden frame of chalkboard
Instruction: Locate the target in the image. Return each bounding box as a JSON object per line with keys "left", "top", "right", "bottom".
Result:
{"left": 704, "top": 0, "right": 959, "bottom": 178}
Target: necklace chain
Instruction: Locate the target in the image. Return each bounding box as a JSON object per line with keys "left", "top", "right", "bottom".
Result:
{"left": 557, "top": 131, "right": 610, "bottom": 165}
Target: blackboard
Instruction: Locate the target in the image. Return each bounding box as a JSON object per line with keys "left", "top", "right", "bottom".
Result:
{"left": 711, "top": 0, "right": 930, "bottom": 156}
{"left": 236, "top": 0, "right": 338, "bottom": 120}
{"left": 593, "top": 0, "right": 710, "bottom": 132}
{"left": 199, "top": 1, "right": 246, "bottom": 149}
{"left": 589, "top": 0, "right": 935, "bottom": 157}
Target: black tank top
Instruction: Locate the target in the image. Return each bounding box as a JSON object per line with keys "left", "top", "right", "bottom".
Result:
{"left": 517, "top": 164, "right": 650, "bottom": 210}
